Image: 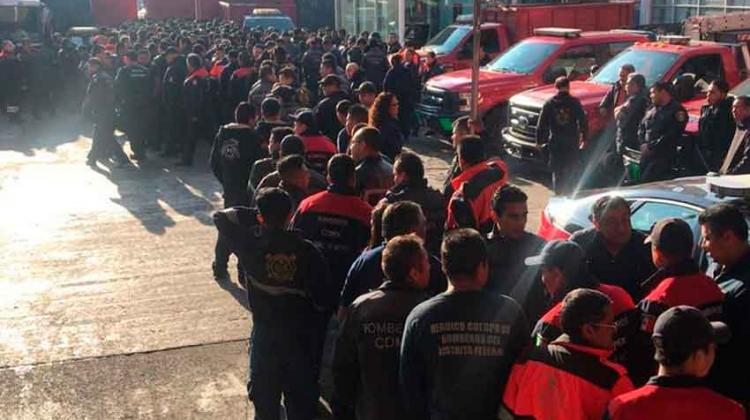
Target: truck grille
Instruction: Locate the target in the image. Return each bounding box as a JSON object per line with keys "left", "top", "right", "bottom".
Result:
{"left": 419, "top": 87, "right": 458, "bottom": 114}
{"left": 508, "top": 103, "right": 541, "bottom": 143}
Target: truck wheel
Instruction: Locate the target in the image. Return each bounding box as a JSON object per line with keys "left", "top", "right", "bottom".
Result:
{"left": 483, "top": 106, "right": 507, "bottom": 157}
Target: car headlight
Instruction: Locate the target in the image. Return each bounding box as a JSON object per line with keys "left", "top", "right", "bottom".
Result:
{"left": 458, "top": 92, "right": 471, "bottom": 112}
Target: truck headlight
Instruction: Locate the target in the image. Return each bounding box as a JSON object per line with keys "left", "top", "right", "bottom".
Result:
{"left": 458, "top": 92, "right": 471, "bottom": 112}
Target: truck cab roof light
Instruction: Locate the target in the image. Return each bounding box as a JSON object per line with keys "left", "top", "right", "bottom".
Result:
{"left": 657, "top": 35, "right": 691, "bottom": 45}
{"left": 533, "top": 28, "right": 582, "bottom": 38}
{"left": 707, "top": 174, "right": 750, "bottom": 198}
{"left": 455, "top": 14, "right": 473, "bottom": 24}
{"left": 252, "top": 8, "right": 282, "bottom": 16}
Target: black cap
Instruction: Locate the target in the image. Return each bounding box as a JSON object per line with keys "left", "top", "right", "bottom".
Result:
{"left": 355, "top": 81, "right": 377, "bottom": 94}
{"left": 653, "top": 306, "right": 730, "bottom": 362}
{"left": 292, "top": 109, "right": 316, "bottom": 127}
{"left": 319, "top": 74, "right": 341, "bottom": 86}
{"left": 525, "top": 240, "right": 585, "bottom": 270}
{"left": 645, "top": 218, "right": 693, "bottom": 256}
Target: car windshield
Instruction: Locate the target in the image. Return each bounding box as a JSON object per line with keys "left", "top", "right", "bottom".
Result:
{"left": 243, "top": 17, "right": 294, "bottom": 31}
{"left": 486, "top": 40, "right": 560, "bottom": 74}
{"left": 591, "top": 49, "right": 679, "bottom": 86}
{"left": 423, "top": 26, "right": 471, "bottom": 55}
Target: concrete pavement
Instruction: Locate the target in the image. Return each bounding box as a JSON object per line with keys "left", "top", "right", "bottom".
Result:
{"left": 0, "top": 114, "right": 551, "bottom": 419}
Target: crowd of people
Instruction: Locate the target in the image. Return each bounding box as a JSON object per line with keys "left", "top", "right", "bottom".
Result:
{"left": 3, "top": 18, "right": 750, "bottom": 420}
{"left": 537, "top": 65, "right": 750, "bottom": 195}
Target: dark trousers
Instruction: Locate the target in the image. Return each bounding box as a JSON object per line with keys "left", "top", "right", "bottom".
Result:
{"left": 550, "top": 152, "right": 580, "bottom": 196}
{"left": 181, "top": 117, "right": 201, "bottom": 164}
{"left": 122, "top": 112, "right": 148, "bottom": 158}
{"left": 214, "top": 196, "right": 249, "bottom": 271}
{"left": 165, "top": 106, "right": 186, "bottom": 154}
{"left": 639, "top": 155, "right": 672, "bottom": 183}
{"left": 88, "top": 120, "right": 128, "bottom": 162}
{"left": 249, "top": 326, "right": 317, "bottom": 420}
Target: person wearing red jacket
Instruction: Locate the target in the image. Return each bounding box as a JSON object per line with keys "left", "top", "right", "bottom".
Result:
{"left": 446, "top": 136, "right": 508, "bottom": 234}
{"left": 501, "top": 288, "right": 634, "bottom": 419}
{"left": 606, "top": 306, "right": 744, "bottom": 420}
{"left": 629, "top": 218, "right": 725, "bottom": 385}
{"left": 525, "top": 240, "right": 637, "bottom": 366}
{"left": 292, "top": 109, "right": 337, "bottom": 176}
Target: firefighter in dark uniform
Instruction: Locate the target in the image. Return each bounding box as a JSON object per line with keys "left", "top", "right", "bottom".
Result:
{"left": 698, "top": 80, "right": 735, "bottom": 172}
{"left": 611, "top": 73, "right": 649, "bottom": 186}
{"left": 399, "top": 229, "right": 529, "bottom": 420}
{"left": 382, "top": 152, "right": 446, "bottom": 256}
{"left": 292, "top": 154, "right": 373, "bottom": 390}
{"left": 213, "top": 188, "right": 336, "bottom": 419}
{"left": 537, "top": 76, "right": 588, "bottom": 195}
{"left": 82, "top": 57, "right": 129, "bottom": 166}
{"left": 349, "top": 127, "right": 395, "bottom": 206}
{"left": 629, "top": 218, "right": 724, "bottom": 386}
{"left": 180, "top": 53, "right": 209, "bottom": 166}
{"left": 162, "top": 47, "right": 187, "bottom": 157}
{"left": 606, "top": 306, "right": 744, "bottom": 420}
{"left": 314, "top": 75, "right": 350, "bottom": 140}
{"left": 599, "top": 64, "right": 635, "bottom": 118}
{"left": 115, "top": 50, "right": 152, "bottom": 161}
{"left": 638, "top": 82, "right": 688, "bottom": 183}
{"left": 333, "top": 234, "right": 431, "bottom": 420}
{"left": 209, "top": 102, "right": 264, "bottom": 283}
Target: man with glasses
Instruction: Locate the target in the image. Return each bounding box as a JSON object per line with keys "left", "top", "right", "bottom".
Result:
{"left": 501, "top": 288, "right": 634, "bottom": 419}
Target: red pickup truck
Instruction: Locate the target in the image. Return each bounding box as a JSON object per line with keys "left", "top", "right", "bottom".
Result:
{"left": 503, "top": 37, "right": 747, "bottom": 167}
{"left": 418, "top": 2, "right": 636, "bottom": 74}
{"left": 417, "top": 29, "right": 650, "bottom": 141}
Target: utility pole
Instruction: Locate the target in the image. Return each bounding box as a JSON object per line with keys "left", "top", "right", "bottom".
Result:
{"left": 470, "top": 0, "right": 482, "bottom": 124}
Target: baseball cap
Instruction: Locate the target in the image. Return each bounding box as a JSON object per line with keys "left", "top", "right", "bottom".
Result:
{"left": 292, "top": 109, "right": 316, "bottom": 128}
{"left": 319, "top": 74, "right": 342, "bottom": 86}
{"left": 644, "top": 218, "right": 693, "bottom": 256}
{"left": 525, "top": 240, "right": 585, "bottom": 269}
{"left": 355, "top": 81, "right": 377, "bottom": 94}
{"left": 653, "top": 306, "right": 730, "bottom": 363}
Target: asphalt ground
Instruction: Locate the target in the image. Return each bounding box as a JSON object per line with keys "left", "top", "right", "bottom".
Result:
{"left": 0, "top": 114, "right": 551, "bottom": 419}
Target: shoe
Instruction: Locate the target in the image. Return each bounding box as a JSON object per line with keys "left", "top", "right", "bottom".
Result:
{"left": 86, "top": 158, "right": 97, "bottom": 167}
{"left": 212, "top": 262, "right": 230, "bottom": 282}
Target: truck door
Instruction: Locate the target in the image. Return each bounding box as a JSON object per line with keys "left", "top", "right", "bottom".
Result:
{"left": 669, "top": 53, "right": 723, "bottom": 102}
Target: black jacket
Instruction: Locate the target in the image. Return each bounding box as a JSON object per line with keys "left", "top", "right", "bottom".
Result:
{"left": 315, "top": 90, "right": 350, "bottom": 140}
{"left": 375, "top": 118, "right": 404, "bottom": 161}
{"left": 213, "top": 207, "right": 337, "bottom": 320}
{"left": 114, "top": 64, "right": 151, "bottom": 114}
{"left": 726, "top": 119, "right": 750, "bottom": 175}
{"left": 362, "top": 47, "right": 388, "bottom": 89}
{"left": 356, "top": 156, "right": 395, "bottom": 206}
{"left": 709, "top": 250, "right": 750, "bottom": 405}
{"left": 399, "top": 290, "right": 530, "bottom": 420}
{"left": 537, "top": 91, "right": 588, "bottom": 158}
{"left": 292, "top": 184, "right": 372, "bottom": 294}
{"left": 83, "top": 70, "right": 115, "bottom": 124}
{"left": 420, "top": 62, "right": 444, "bottom": 85}
{"left": 638, "top": 99, "right": 688, "bottom": 157}
{"left": 163, "top": 57, "right": 187, "bottom": 108}
{"left": 384, "top": 179, "right": 446, "bottom": 255}
{"left": 209, "top": 123, "right": 264, "bottom": 205}
{"left": 570, "top": 227, "right": 655, "bottom": 300}
{"left": 384, "top": 63, "right": 417, "bottom": 105}
{"left": 616, "top": 91, "right": 649, "bottom": 154}
{"left": 599, "top": 81, "right": 626, "bottom": 115}
{"left": 699, "top": 97, "right": 735, "bottom": 171}
{"left": 486, "top": 230, "right": 548, "bottom": 323}
{"left": 333, "top": 282, "right": 430, "bottom": 420}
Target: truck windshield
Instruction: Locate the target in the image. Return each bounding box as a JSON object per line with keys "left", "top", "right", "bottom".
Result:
{"left": 486, "top": 41, "right": 560, "bottom": 74}
{"left": 423, "top": 26, "right": 471, "bottom": 55}
{"left": 591, "top": 49, "right": 679, "bottom": 86}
